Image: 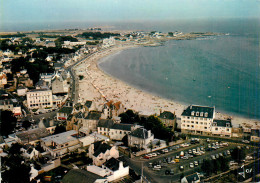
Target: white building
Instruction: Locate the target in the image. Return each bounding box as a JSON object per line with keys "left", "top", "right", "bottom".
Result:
{"left": 102, "top": 37, "right": 116, "bottom": 48}
{"left": 88, "top": 141, "right": 119, "bottom": 166}
{"left": 128, "top": 127, "right": 154, "bottom": 149}
{"left": 181, "top": 105, "right": 215, "bottom": 135}
{"left": 41, "top": 130, "right": 81, "bottom": 157}
{"left": 26, "top": 89, "right": 53, "bottom": 109}
{"left": 87, "top": 157, "right": 129, "bottom": 182}
{"left": 211, "top": 119, "right": 232, "bottom": 137}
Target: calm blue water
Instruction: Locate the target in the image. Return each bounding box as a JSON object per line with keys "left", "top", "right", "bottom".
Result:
{"left": 99, "top": 19, "right": 260, "bottom": 119}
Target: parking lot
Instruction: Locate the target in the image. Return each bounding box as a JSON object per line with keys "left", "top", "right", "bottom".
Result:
{"left": 138, "top": 139, "right": 253, "bottom": 178}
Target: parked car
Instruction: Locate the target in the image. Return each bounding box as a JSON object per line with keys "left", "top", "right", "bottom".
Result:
{"left": 151, "top": 153, "right": 157, "bottom": 157}
{"left": 227, "top": 150, "right": 231, "bottom": 155}
{"left": 165, "top": 170, "right": 170, "bottom": 175}
{"left": 194, "top": 161, "right": 199, "bottom": 166}
{"left": 179, "top": 165, "right": 184, "bottom": 171}
{"left": 190, "top": 163, "right": 194, "bottom": 168}
{"left": 170, "top": 169, "right": 174, "bottom": 175}
{"left": 148, "top": 163, "right": 153, "bottom": 168}
{"left": 211, "top": 155, "right": 216, "bottom": 160}
{"left": 169, "top": 159, "right": 176, "bottom": 164}
{"left": 143, "top": 155, "right": 150, "bottom": 159}
{"left": 154, "top": 165, "right": 161, "bottom": 169}
{"left": 183, "top": 156, "right": 188, "bottom": 160}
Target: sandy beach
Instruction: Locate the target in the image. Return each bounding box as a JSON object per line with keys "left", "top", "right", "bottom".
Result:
{"left": 74, "top": 43, "right": 260, "bottom": 128}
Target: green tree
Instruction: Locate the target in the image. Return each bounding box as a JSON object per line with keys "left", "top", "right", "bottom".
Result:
{"left": 122, "top": 135, "right": 128, "bottom": 147}
{"left": 22, "top": 120, "right": 31, "bottom": 130}
{"left": 0, "top": 110, "right": 17, "bottom": 136}
{"left": 201, "top": 159, "right": 214, "bottom": 176}
{"left": 2, "top": 143, "right": 31, "bottom": 183}
{"left": 156, "top": 140, "right": 161, "bottom": 147}
{"left": 54, "top": 124, "right": 66, "bottom": 134}
{"left": 231, "top": 147, "right": 246, "bottom": 163}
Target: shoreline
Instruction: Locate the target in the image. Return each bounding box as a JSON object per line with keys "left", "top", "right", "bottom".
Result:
{"left": 74, "top": 43, "right": 260, "bottom": 128}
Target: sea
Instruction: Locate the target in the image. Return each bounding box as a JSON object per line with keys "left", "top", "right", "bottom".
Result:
{"left": 99, "top": 18, "right": 260, "bottom": 120}
{"left": 1, "top": 18, "right": 260, "bottom": 119}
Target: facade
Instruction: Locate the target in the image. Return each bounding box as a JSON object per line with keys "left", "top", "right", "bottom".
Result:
{"left": 250, "top": 129, "right": 260, "bottom": 142}
{"left": 102, "top": 101, "right": 125, "bottom": 119}
{"left": 128, "top": 128, "right": 154, "bottom": 149}
{"left": 181, "top": 105, "right": 215, "bottom": 135}
{"left": 41, "top": 130, "right": 81, "bottom": 157}
{"left": 26, "top": 89, "right": 53, "bottom": 109}
{"left": 51, "top": 74, "right": 70, "bottom": 94}
{"left": 158, "top": 111, "right": 176, "bottom": 129}
{"left": 57, "top": 106, "right": 73, "bottom": 121}
{"left": 87, "top": 158, "right": 129, "bottom": 182}
{"left": 0, "top": 72, "right": 7, "bottom": 87}
{"left": 88, "top": 141, "right": 119, "bottom": 166}
{"left": 17, "top": 86, "right": 27, "bottom": 96}
{"left": 97, "top": 119, "right": 133, "bottom": 140}
{"left": 211, "top": 119, "right": 232, "bottom": 137}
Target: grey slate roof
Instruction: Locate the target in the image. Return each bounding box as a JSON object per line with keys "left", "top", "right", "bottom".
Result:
{"left": 97, "top": 119, "right": 114, "bottom": 128}
{"left": 58, "top": 106, "right": 73, "bottom": 115}
{"left": 185, "top": 173, "right": 200, "bottom": 183}
{"left": 62, "top": 169, "right": 105, "bottom": 183}
{"left": 251, "top": 129, "right": 260, "bottom": 137}
{"left": 85, "top": 111, "right": 101, "bottom": 120}
{"left": 104, "top": 157, "right": 127, "bottom": 171}
{"left": 75, "top": 111, "right": 84, "bottom": 119}
{"left": 159, "top": 111, "right": 176, "bottom": 120}
{"left": 213, "top": 119, "right": 232, "bottom": 127}
{"left": 93, "top": 141, "right": 112, "bottom": 157}
{"left": 129, "top": 128, "right": 150, "bottom": 139}
{"left": 16, "top": 128, "right": 50, "bottom": 144}
{"left": 84, "top": 101, "right": 92, "bottom": 108}
{"left": 182, "top": 105, "right": 214, "bottom": 119}
{"left": 111, "top": 123, "right": 132, "bottom": 131}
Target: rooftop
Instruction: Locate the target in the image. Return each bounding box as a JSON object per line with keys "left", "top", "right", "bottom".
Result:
{"left": 41, "top": 130, "right": 78, "bottom": 145}
{"left": 58, "top": 106, "right": 73, "bottom": 115}
{"left": 62, "top": 169, "right": 105, "bottom": 183}
{"left": 213, "top": 119, "right": 232, "bottom": 127}
{"left": 97, "top": 119, "right": 114, "bottom": 128}
{"left": 93, "top": 141, "right": 112, "bottom": 157}
{"left": 158, "top": 111, "right": 176, "bottom": 120}
{"left": 129, "top": 128, "right": 151, "bottom": 139}
{"left": 16, "top": 128, "right": 50, "bottom": 144}
{"left": 111, "top": 123, "right": 132, "bottom": 131}
{"left": 182, "top": 105, "right": 215, "bottom": 119}
{"left": 85, "top": 111, "right": 101, "bottom": 120}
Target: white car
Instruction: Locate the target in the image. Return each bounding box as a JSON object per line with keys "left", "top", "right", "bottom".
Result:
{"left": 194, "top": 161, "right": 199, "bottom": 166}
{"left": 147, "top": 154, "right": 153, "bottom": 158}
{"left": 190, "top": 163, "right": 194, "bottom": 168}
{"left": 169, "top": 159, "right": 176, "bottom": 164}
{"left": 154, "top": 165, "right": 162, "bottom": 169}
{"left": 151, "top": 153, "right": 157, "bottom": 157}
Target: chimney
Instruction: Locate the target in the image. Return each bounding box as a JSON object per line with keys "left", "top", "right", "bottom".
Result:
{"left": 119, "top": 161, "right": 123, "bottom": 169}
{"left": 148, "top": 130, "right": 151, "bottom": 138}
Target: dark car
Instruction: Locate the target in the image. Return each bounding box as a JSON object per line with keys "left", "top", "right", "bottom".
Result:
{"left": 165, "top": 170, "right": 170, "bottom": 175}
{"left": 170, "top": 169, "right": 174, "bottom": 175}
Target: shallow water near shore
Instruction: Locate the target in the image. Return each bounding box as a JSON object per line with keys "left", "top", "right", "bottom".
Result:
{"left": 99, "top": 34, "right": 260, "bottom": 120}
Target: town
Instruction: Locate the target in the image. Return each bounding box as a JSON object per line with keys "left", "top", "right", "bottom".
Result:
{"left": 0, "top": 29, "right": 259, "bottom": 183}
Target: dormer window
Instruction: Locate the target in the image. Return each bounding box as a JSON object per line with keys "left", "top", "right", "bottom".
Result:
{"left": 213, "top": 122, "right": 217, "bottom": 126}
{"left": 196, "top": 112, "right": 199, "bottom": 116}
{"left": 226, "top": 123, "right": 230, "bottom": 127}
{"left": 204, "top": 112, "right": 208, "bottom": 117}
{"left": 200, "top": 112, "right": 203, "bottom": 117}
{"left": 191, "top": 111, "right": 195, "bottom": 116}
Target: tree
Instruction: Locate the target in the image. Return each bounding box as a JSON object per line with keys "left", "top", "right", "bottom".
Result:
{"left": 0, "top": 110, "right": 17, "bottom": 136}
{"left": 148, "top": 142, "right": 153, "bottom": 151}
{"left": 2, "top": 143, "right": 31, "bottom": 183}
{"left": 54, "top": 124, "right": 66, "bottom": 134}
{"left": 22, "top": 120, "right": 31, "bottom": 130}
{"left": 122, "top": 135, "right": 128, "bottom": 147}
{"left": 201, "top": 159, "right": 214, "bottom": 176}
{"left": 231, "top": 147, "right": 246, "bottom": 163}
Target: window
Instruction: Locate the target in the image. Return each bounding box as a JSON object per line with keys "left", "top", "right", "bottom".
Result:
{"left": 187, "top": 125, "right": 190, "bottom": 127}
{"left": 215, "top": 128, "right": 218, "bottom": 131}
{"left": 120, "top": 131, "right": 122, "bottom": 134}
{"left": 200, "top": 122, "right": 203, "bottom": 124}
{"left": 204, "top": 127, "right": 207, "bottom": 129}
{"left": 196, "top": 122, "right": 198, "bottom": 124}
{"left": 191, "top": 117, "right": 194, "bottom": 119}
{"left": 191, "top": 121, "right": 194, "bottom": 124}
{"left": 187, "top": 117, "right": 190, "bottom": 119}
{"left": 227, "top": 129, "right": 229, "bottom": 131}
{"left": 191, "top": 125, "right": 194, "bottom": 128}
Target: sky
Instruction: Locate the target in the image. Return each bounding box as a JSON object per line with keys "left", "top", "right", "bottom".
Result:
{"left": 1, "top": 0, "right": 260, "bottom": 24}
